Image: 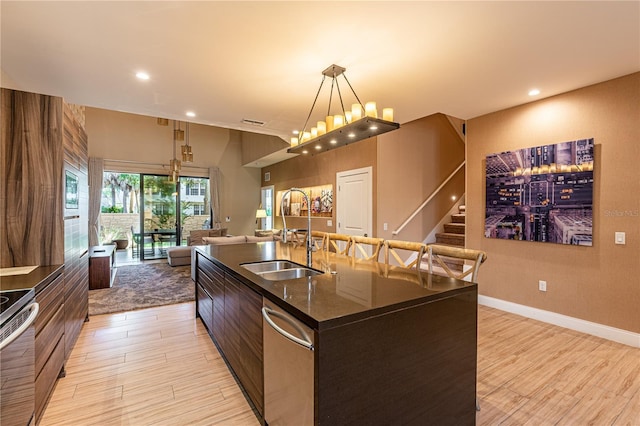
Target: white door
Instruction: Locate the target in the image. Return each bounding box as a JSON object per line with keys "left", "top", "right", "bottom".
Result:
{"left": 336, "top": 166, "right": 373, "bottom": 242}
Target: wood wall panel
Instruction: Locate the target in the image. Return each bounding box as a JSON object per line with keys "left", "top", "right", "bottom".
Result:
{"left": 62, "top": 102, "right": 89, "bottom": 360}
{"left": 1, "top": 89, "right": 89, "bottom": 422}
{"left": 1, "top": 89, "right": 64, "bottom": 267}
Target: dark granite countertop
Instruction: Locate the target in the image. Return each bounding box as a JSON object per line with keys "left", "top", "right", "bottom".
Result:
{"left": 196, "top": 242, "right": 476, "bottom": 330}
{"left": 0, "top": 264, "right": 64, "bottom": 293}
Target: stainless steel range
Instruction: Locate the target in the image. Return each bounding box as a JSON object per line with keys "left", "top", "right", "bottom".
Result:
{"left": 1, "top": 288, "right": 39, "bottom": 426}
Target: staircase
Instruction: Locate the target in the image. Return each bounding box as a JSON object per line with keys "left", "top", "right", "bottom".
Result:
{"left": 421, "top": 205, "right": 466, "bottom": 272}
{"left": 436, "top": 205, "right": 466, "bottom": 247}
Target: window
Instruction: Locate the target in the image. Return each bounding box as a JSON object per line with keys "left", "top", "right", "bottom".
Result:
{"left": 187, "top": 182, "right": 206, "bottom": 196}
{"left": 193, "top": 204, "right": 206, "bottom": 215}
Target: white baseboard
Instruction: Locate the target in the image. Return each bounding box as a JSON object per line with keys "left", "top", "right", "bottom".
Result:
{"left": 478, "top": 295, "right": 640, "bottom": 348}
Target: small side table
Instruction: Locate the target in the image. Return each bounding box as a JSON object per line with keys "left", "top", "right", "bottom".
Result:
{"left": 89, "top": 245, "right": 116, "bottom": 290}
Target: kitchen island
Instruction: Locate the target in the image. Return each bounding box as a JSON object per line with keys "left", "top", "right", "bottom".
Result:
{"left": 195, "top": 242, "right": 477, "bottom": 425}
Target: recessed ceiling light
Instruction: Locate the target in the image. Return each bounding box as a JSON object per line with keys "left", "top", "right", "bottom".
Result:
{"left": 293, "top": 130, "right": 300, "bottom": 135}
{"left": 186, "top": 111, "right": 196, "bottom": 118}
{"left": 330, "top": 139, "right": 338, "bottom": 144}
{"left": 302, "top": 149, "right": 308, "bottom": 154}
{"left": 369, "top": 125, "right": 378, "bottom": 131}
{"left": 528, "top": 88, "right": 541, "bottom": 96}
{"left": 315, "top": 145, "right": 322, "bottom": 150}
{"left": 136, "top": 71, "right": 150, "bottom": 80}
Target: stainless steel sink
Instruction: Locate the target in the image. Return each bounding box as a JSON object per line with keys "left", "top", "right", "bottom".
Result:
{"left": 241, "top": 260, "right": 300, "bottom": 274}
{"left": 258, "top": 268, "right": 322, "bottom": 281}
{"left": 241, "top": 260, "right": 322, "bottom": 281}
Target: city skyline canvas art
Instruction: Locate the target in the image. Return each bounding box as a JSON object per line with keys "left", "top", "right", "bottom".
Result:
{"left": 485, "top": 138, "right": 594, "bottom": 246}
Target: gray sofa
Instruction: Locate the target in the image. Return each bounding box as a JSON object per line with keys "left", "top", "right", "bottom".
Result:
{"left": 166, "top": 230, "right": 282, "bottom": 282}
{"left": 165, "top": 228, "right": 228, "bottom": 267}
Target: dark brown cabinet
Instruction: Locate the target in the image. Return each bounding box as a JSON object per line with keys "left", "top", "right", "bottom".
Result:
{"left": 2, "top": 90, "right": 89, "bottom": 424}
{"left": 195, "top": 252, "right": 264, "bottom": 416}
{"left": 223, "top": 273, "right": 263, "bottom": 415}
{"left": 194, "top": 244, "right": 479, "bottom": 425}
{"left": 196, "top": 251, "right": 226, "bottom": 345}
{"left": 34, "top": 269, "right": 66, "bottom": 423}
{"left": 88, "top": 245, "right": 115, "bottom": 290}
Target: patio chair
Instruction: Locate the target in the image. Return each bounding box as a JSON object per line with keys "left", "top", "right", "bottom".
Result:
{"left": 131, "top": 226, "right": 154, "bottom": 257}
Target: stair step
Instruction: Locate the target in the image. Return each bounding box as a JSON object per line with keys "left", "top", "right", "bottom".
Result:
{"left": 444, "top": 223, "right": 465, "bottom": 234}
{"left": 451, "top": 213, "right": 466, "bottom": 224}
{"left": 435, "top": 232, "right": 465, "bottom": 246}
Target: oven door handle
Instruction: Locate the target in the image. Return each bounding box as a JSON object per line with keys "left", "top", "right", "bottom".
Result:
{"left": 0, "top": 302, "right": 39, "bottom": 351}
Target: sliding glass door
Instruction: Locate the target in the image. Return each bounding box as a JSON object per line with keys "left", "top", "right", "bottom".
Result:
{"left": 99, "top": 171, "right": 210, "bottom": 261}
{"left": 140, "top": 174, "right": 178, "bottom": 260}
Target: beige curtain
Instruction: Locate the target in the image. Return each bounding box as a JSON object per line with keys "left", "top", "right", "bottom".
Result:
{"left": 209, "top": 167, "right": 222, "bottom": 229}
{"left": 88, "top": 157, "right": 104, "bottom": 246}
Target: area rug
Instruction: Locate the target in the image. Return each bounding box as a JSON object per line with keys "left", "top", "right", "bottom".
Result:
{"left": 89, "top": 263, "right": 194, "bottom": 315}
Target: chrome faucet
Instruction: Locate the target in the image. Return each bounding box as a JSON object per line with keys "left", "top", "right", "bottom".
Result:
{"left": 281, "top": 188, "right": 313, "bottom": 267}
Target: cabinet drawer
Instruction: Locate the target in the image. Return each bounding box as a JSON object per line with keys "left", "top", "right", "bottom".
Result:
{"left": 197, "top": 254, "right": 224, "bottom": 284}
{"left": 35, "top": 273, "right": 64, "bottom": 336}
{"left": 197, "top": 284, "right": 213, "bottom": 334}
{"left": 35, "top": 331, "right": 65, "bottom": 423}
{"left": 35, "top": 303, "right": 65, "bottom": 377}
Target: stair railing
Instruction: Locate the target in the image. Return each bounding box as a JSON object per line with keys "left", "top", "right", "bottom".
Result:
{"left": 392, "top": 161, "right": 466, "bottom": 236}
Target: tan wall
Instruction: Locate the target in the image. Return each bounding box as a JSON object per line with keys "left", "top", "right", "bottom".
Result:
{"left": 86, "top": 107, "right": 261, "bottom": 236}
{"left": 262, "top": 113, "right": 465, "bottom": 247}
{"left": 262, "top": 137, "right": 377, "bottom": 234}
{"left": 466, "top": 72, "right": 640, "bottom": 333}
{"left": 377, "top": 113, "right": 465, "bottom": 243}
{"left": 241, "top": 131, "right": 289, "bottom": 166}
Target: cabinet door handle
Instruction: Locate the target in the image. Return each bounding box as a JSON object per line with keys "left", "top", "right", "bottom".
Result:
{"left": 262, "top": 307, "right": 314, "bottom": 351}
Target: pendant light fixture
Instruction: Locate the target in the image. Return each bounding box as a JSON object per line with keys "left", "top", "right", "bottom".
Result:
{"left": 168, "top": 120, "right": 181, "bottom": 183}
{"left": 181, "top": 122, "right": 193, "bottom": 163}
{"left": 288, "top": 64, "right": 399, "bottom": 155}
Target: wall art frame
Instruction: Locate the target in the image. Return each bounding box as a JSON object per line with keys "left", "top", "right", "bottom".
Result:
{"left": 485, "top": 138, "right": 594, "bottom": 246}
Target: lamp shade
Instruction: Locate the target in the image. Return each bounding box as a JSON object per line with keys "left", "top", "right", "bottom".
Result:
{"left": 256, "top": 209, "right": 267, "bottom": 219}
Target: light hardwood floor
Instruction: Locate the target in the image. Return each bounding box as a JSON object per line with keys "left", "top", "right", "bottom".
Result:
{"left": 40, "top": 303, "right": 259, "bottom": 425}
{"left": 41, "top": 303, "right": 639, "bottom": 425}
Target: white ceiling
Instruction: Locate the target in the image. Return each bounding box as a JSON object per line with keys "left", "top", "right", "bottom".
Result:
{"left": 2, "top": 1, "right": 639, "bottom": 144}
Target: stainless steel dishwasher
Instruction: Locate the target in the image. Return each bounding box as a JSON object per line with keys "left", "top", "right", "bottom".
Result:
{"left": 262, "top": 299, "right": 315, "bottom": 426}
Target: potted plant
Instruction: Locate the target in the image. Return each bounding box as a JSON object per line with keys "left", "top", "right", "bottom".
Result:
{"left": 100, "top": 225, "right": 129, "bottom": 250}
{"left": 112, "top": 233, "right": 129, "bottom": 250}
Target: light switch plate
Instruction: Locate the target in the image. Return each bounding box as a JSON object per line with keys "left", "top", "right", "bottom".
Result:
{"left": 327, "top": 219, "right": 332, "bottom": 226}
{"left": 225, "top": 216, "right": 231, "bottom": 222}
{"left": 615, "top": 232, "right": 625, "bottom": 245}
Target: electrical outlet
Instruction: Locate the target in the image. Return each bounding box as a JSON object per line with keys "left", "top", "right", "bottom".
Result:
{"left": 538, "top": 280, "right": 547, "bottom": 292}
{"left": 384, "top": 222, "right": 388, "bottom": 231}
{"left": 327, "top": 219, "right": 332, "bottom": 227}
{"left": 615, "top": 232, "right": 626, "bottom": 245}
